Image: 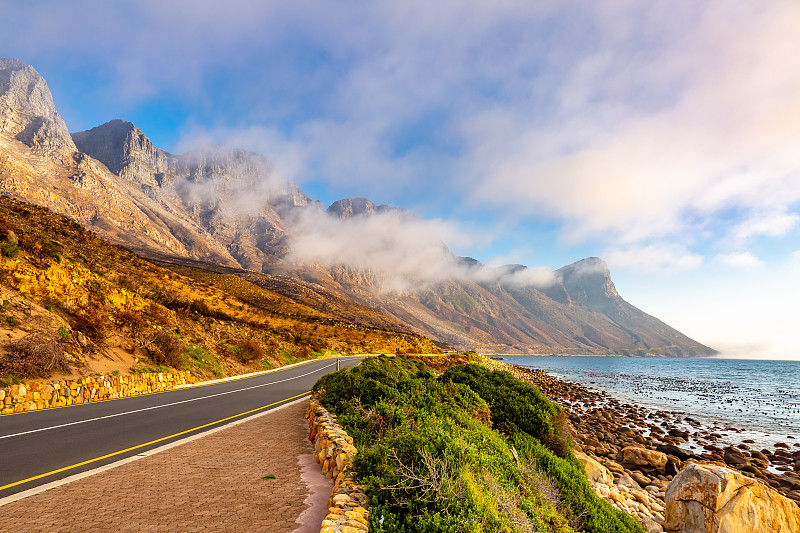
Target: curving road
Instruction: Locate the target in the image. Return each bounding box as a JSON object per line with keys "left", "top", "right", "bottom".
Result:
{"left": 0, "top": 357, "right": 361, "bottom": 499}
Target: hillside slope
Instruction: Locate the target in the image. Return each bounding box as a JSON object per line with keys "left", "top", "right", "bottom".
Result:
{"left": 0, "top": 196, "right": 440, "bottom": 381}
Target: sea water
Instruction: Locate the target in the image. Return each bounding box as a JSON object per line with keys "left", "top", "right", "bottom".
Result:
{"left": 507, "top": 356, "right": 800, "bottom": 451}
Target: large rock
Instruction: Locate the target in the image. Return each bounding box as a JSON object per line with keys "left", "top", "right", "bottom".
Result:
{"left": 664, "top": 461, "right": 800, "bottom": 533}
{"left": 576, "top": 451, "right": 614, "bottom": 485}
{"left": 618, "top": 446, "right": 668, "bottom": 470}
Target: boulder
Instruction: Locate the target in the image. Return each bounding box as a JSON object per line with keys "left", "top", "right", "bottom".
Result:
{"left": 665, "top": 456, "right": 684, "bottom": 477}
{"left": 618, "top": 446, "right": 668, "bottom": 471}
{"left": 658, "top": 443, "right": 696, "bottom": 462}
{"left": 576, "top": 451, "right": 614, "bottom": 485}
{"left": 617, "top": 472, "right": 642, "bottom": 490}
{"left": 664, "top": 461, "right": 800, "bottom": 533}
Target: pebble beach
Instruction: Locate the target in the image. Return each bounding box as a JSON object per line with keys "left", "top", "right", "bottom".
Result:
{"left": 483, "top": 356, "right": 800, "bottom": 532}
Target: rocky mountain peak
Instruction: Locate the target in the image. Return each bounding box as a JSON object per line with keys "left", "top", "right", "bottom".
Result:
{"left": 557, "top": 257, "right": 622, "bottom": 313}
{"left": 0, "top": 58, "right": 76, "bottom": 157}
{"left": 327, "top": 197, "right": 378, "bottom": 219}
{"left": 72, "top": 119, "right": 174, "bottom": 187}
{"left": 326, "top": 197, "right": 412, "bottom": 220}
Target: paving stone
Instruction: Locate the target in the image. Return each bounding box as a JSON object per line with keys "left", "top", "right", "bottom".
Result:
{"left": 0, "top": 401, "right": 315, "bottom": 532}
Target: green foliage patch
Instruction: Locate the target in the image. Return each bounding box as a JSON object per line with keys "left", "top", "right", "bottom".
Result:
{"left": 313, "top": 357, "right": 643, "bottom": 533}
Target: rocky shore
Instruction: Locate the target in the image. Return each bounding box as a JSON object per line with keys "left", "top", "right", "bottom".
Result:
{"left": 483, "top": 357, "right": 800, "bottom": 532}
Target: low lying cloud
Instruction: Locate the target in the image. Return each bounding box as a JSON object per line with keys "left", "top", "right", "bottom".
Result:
{"left": 285, "top": 206, "right": 556, "bottom": 292}
{"left": 171, "top": 145, "right": 308, "bottom": 216}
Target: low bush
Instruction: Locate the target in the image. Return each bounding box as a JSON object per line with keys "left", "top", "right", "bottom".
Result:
{"left": 441, "top": 364, "right": 569, "bottom": 456}
{"left": 236, "top": 338, "right": 263, "bottom": 363}
{"left": 0, "top": 334, "right": 69, "bottom": 378}
{"left": 73, "top": 303, "right": 110, "bottom": 342}
{"left": 442, "top": 364, "right": 640, "bottom": 532}
{"left": 144, "top": 330, "right": 184, "bottom": 368}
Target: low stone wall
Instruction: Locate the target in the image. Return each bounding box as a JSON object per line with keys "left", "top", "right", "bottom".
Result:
{"left": 306, "top": 396, "right": 369, "bottom": 533}
{"left": 0, "top": 371, "right": 196, "bottom": 414}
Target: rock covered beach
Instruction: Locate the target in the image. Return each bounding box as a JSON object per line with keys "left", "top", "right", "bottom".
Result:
{"left": 483, "top": 357, "right": 800, "bottom": 532}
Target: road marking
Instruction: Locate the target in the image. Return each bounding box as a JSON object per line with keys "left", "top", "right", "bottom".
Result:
{"left": 0, "top": 362, "right": 334, "bottom": 440}
{"left": 0, "top": 395, "right": 311, "bottom": 507}
{"left": 0, "top": 391, "right": 311, "bottom": 494}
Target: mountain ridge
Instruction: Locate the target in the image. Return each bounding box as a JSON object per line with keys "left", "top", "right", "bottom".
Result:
{"left": 0, "top": 58, "right": 714, "bottom": 356}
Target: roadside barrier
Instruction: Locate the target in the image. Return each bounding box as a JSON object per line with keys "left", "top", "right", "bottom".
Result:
{"left": 0, "top": 371, "right": 196, "bottom": 414}
{"left": 306, "top": 396, "right": 369, "bottom": 533}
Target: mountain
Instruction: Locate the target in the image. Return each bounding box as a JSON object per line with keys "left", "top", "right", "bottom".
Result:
{"left": 0, "top": 58, "right": 714, "bottom": 356}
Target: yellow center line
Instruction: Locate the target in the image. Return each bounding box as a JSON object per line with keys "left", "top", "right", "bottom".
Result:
{"left": 0, "top": 391, "right": 310, "bottom": 493}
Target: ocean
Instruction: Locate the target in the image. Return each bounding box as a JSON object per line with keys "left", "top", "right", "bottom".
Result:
{"left": 506, "top": 356, "right": 800, "bottom": 452}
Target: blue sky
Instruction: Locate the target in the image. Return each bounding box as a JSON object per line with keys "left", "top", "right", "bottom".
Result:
{"left": 2, "top": 1, "right": 799, "bottom": 358}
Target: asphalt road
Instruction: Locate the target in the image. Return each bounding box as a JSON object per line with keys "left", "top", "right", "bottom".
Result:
{"left": 0, "top": 357, "right": 361, "bottom": 498}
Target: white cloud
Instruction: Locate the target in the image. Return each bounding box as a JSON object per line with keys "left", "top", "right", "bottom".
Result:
{"left": 285, "top": 207, "right": 556, "bottom": 292}
{"left": 731, "top": 209, "right": 799, "bottom": 241}
{"left": 716, "top": 252, "right": 764, "bottom": 269}
{"left": 464, "top": 2, "right": 800, "bottom": 244}
{"left": 175, "top": 126, "right": 309, "bottom": 183}
{"left": 287, "top": 208, "right": 462, "bottom": 291}
{"left": 606, "top": 244, "right": 703, "bottom": 272}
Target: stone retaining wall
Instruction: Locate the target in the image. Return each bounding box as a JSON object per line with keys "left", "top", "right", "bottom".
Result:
{"left": 0, "top": 371, "right": 196, "bottom": 414}
{"left": 306, "top": 396, "right": 369, "bottom": 533}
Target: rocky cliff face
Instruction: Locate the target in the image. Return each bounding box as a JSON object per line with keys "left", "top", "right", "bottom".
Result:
{"left": 72, "top": 120, "right": 175, "bottom": 187}
{"left": 72, "top": 122, "right": 314, "bottom": 272}
{"left": 0, "top": 58, "right": 715, "bottom": 355}
{"left": 0, "top": 58, "right": 76, "bottom": 159}
{"left": 327, "top": 197, "right": 412, "bottom": 221}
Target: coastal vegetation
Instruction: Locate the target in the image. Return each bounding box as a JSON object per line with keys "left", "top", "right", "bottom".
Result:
{"left": 312, "top": 355, "right": 643, "bottom": 532}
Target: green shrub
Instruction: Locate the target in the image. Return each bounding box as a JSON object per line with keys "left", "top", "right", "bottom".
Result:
{"left": 1, "top": 241, "right": 19, "bottom": 258}
{"left": 314, "top": 357, "right": 643, "bottom": 533}
{"left": 441, "top": 364, "right": 562, "bottom": 450}
{"left": 314, "top": 357, "right": 572, "bottom": 532}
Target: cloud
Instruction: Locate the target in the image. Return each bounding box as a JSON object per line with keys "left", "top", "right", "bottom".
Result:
{"left": 463, "top": 2, "right": 800, "bottom": 245}
{"left": 284, "top": 207, "right": 556, "bottom": 292}
{"left": 716, "top": 252, "right": 764, "bottom": 269}
{"left": 285, "top": 207, "right": 463, "bottom": 291}
{"left": 605, "top": 244, "right": 703, "bottom": 272}
{"left": 175, "top": 126, "right": 309, "bottom": 184}
{"left": 170, "top": 145, "right": 306, "bottom": 217}
{"left": 730, "top": 209, "right": 799, "bottom": 241}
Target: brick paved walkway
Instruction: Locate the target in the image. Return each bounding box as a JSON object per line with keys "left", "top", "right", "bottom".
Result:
{"left": 0, "top": 399, "right": 327, "bottom": 532}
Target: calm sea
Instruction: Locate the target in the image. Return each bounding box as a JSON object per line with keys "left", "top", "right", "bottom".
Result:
{"left": 506, "top": 356, "right": 800, "bottom": 451}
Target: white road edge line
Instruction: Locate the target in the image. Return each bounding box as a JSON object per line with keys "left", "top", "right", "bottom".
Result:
{"left": 0, "top": 363, "right": 334, "bottom": 441}
{"left": 0, "top": 395, "right": 311, "bottom": 508}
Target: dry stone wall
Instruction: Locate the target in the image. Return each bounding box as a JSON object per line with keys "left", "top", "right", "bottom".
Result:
{"left": 306, "top": 396, "right": 369, "bottom": 533}
{"left": 0, "top": 371, "right": 195, "bottom": 414}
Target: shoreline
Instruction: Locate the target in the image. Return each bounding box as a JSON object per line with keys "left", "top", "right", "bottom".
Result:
{"left": 481, "top": 356, "right": 800, "bottom": 529}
